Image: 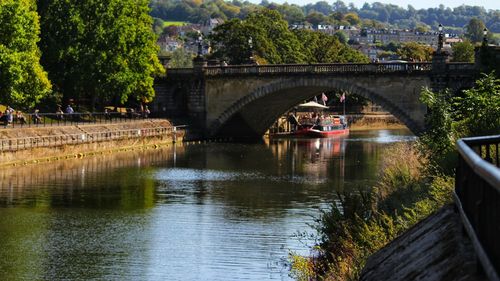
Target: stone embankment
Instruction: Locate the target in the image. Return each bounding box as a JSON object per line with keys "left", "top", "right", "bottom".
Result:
{"left": 349, "top": 113, "right": 406, "bottom": 130}
{"left": 360, "top": 204, "right": 486, "bottom": 281}
{"left": 0, "top": 119, "right": 183, "bottom": 165}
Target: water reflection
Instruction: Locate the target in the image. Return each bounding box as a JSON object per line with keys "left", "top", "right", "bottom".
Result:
{"left": 0, "top": 129, "right": 414, "bottom": 280}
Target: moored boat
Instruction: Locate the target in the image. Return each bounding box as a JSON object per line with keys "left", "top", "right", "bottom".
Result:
{"left": 292, "top": 116, "right": 349, "bottom": 138}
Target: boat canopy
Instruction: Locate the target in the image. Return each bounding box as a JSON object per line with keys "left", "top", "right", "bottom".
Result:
{"left": 297, "top": 101, "right": 329, "bottom": 109}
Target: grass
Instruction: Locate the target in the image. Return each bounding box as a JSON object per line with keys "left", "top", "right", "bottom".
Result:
{"left": 163, "top": 20, "right": 189, "bottom": 27}
{"left": 290, "top": 142, "right": 455, "bottom": 280}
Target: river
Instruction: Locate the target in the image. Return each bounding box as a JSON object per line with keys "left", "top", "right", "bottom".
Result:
{"left": 0, "top": 129, "right": 415, "bottom": 281}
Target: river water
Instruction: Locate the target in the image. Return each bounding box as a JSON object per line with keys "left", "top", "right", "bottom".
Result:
{"left": 0, "top": 129, "right": 414, "bottom": 281}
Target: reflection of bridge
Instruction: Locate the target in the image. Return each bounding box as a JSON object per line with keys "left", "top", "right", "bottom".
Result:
{"left": 153, "top": 57, "right": 478, "bottom": 139}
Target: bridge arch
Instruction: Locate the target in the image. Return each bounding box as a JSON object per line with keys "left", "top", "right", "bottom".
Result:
{"left": 209, "top": 76, "right": 428, "bottom": 139}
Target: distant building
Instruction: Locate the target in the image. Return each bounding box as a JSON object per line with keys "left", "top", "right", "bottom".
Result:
{"left": 353, "top": 45, "right": 379, "bottom": 60}
{"left": 157, "top": 36, "right": 182, "bottom": 52}
{"left": 201, "top": 18, "right": 224, "bottom": 35}
{"left": 349, "top": 29, "right": 442, "bottom": 47}
{"left": 444, "top": 36, "right": 464, "bottom": 48}
{"left": 290, "top": 23, "right": 314, "bottom": 30}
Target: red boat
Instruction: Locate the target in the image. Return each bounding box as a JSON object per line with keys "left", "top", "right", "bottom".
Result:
{"left": 271, "top": 114, "right": 349, "bottom": 138}
{"left": 293, "top": 116, "right": 349, "bottom": 138}
{"left": 293, "top": 123, "right": 349, "bottom": 138}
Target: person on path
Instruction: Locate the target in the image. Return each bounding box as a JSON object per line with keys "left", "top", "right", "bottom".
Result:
{"left": 4, "top": 106, "right": 13, "bottom": 127}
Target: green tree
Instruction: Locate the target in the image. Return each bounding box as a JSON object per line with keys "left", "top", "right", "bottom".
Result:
{"left": 167, "top": 48, "right": 193, "bottom": 68}
{"left": 294, "top": 29, "right": 368, "bottom": 63}
{"left": 210, "top": 19, "right": 264, "bottom": 64}
{"left": 210, "top": 9, "right": 306, "bottom": 64}
{"left": 344, "top": 12, "right": 361, "bottom": 26}
{"left": 453, "top": 72, "right": 500, "bottom": 137}
{"left": 305, "top": 12, "right": 327, "bottom": 25}
{"left": 333, "top": 31, "right": 347, "bottom": 44}
{"left": 450, "top": 40, "right": 474, "bottom": 62}
{"left": 38, "top": 0, "right": 164, "bottom": 109}
{"left": 0, "top": 0, "right": 51, "bottom": 109}
{"left": 397, "top": 42, "right": 434, "bottom": 61}
{"left": 152, "top": 17, "right": 165, "bottom": 35}
{"left": 465, "top": 17, "right": 486, "bottom": 43}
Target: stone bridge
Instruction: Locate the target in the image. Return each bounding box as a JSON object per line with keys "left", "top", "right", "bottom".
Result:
{"left": 152, "top": 58, "right": 477, "bottom": 140}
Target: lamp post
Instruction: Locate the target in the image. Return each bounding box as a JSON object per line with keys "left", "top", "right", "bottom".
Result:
{"left": 197, "top": 32, "right": 203, "bottom": 57}
{"left": 248, "top": 36, "right": 254, "bottom": 64}
{"left": 483, "top": 28, "right": 488, "bottom": 46}
{"left": 437, "top": 24, "right": 444, "bottom": 52}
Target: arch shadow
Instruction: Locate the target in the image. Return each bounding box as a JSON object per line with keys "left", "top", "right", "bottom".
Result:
{"left": 209, "top": 77, "right": 425, "bottom": 139}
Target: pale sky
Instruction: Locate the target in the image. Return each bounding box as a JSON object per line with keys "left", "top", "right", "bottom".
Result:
{"left": 265, "top": 0, "right": 500, "bottom": 10}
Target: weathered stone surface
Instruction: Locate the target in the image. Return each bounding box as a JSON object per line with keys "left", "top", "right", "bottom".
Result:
{"left": 360, "top": 204, "right": 486, "bottom": 281}
{"left": 153, "top": 63, "right": 478, "bottom": 139}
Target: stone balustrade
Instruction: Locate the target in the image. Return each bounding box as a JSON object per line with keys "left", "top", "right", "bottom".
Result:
{"left": 166, "top": 62, "right": 476, "bottom": 77}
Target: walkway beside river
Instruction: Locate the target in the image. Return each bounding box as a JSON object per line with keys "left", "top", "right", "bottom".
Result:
{"left": 0, "top": 119, "right": 183, "bottom": 165}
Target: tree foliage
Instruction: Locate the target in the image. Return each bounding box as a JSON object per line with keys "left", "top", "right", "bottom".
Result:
{"left": 294, "top": 29, "right": 369, "bottom": 63}
{"left": 465, "top": 18, "right": 487, "bottom": 43}
{"left": 150, "top": 0, "right": 500, "bottom": 33}
{"left": 210, "top": 9, "right": 368, "bottom": 65}
{"left": 450, "top": 40, "right": 474, "bottom": 62}
{"left": 0, "top": 0, "right": 51, "bottom": 109}
{"left": 396, "top": 42, "right": 433, "bottom": 61}
{"left": 453, "top": 72, "right": 500, "bottom": 137}
{"left": 39, "top": 0, "right": 164, "bottom": 108}
{"left": 210, "top": 10, "right": 306, "bottom": 64}
{"left": 420, "top": 72, "right": 500, "bottom": 170}
{"left": 167, "top": 48, "right": 193, "bottom": 68}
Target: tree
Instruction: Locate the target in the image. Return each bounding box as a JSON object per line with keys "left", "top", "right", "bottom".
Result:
{"left": 168, "top": 48, "right": 193, "bottom": 68}
{"left": 305, "top": 12, "right": 328, "bottom": 25}
{"left": 294, "top": 29, "right": 368, "bottom": 63}
{"left": 453, "top": 72, "right": 500, "bottom": 137}
{"left": 0, "top": 0, "right": 52, "bottom": 109}
{"left": 334, "top": 31, "right": 347, "bottom": 44}
{"left": 153, "top": 17, "right": 165, "bottom": 35}
{"left": 465, "top": 18, "right": 486, "bottom": 43}
{"left": 451, "top": 40, "right": 474, "bottom": 62}
{"left": 397, "top": 42, "right": 434, "bottom": 61}
{"left": 343, "top": 12, "right": 361, "bottom": 26}
{"left": 38, "top": 0, "right": 164, "bottom": 109}
{"left": 211, "top": 9, "right": 306, "bottom": 64}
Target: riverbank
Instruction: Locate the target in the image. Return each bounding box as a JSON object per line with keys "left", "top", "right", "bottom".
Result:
{"left": 349, "top": 114, "right": 406, "bottom": 130}
{"left": 290, "top": 142, "right": 460, "bottom": 280}
{"left": 360, "top": 204, "right": 482, "bottom": 281}
{"left": 0, "top": 119, "right": 184, "bottom": 166}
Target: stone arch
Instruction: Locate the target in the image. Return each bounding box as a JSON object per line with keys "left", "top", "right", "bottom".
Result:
{"left": 209, "top": 77, "right": 425, "bottom": 138}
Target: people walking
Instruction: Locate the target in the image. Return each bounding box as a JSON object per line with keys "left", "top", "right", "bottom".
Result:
{"left": 56, "top": 106, "right": 64, "bottom": 120}
{"left": 4, "top": 106, "right": 13, "bottom": 127}
{"left": 33, "top": 109, "right": 42, "bottom": 124}
{"left": 65, "top": 104, "right": 74, "bottom": 114}
{"left": 16, "top": 111, "right": 26, "bottom": 124}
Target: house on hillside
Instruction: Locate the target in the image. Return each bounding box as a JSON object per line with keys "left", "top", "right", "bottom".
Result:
{"left": 157, "top": 35, "right": 183, "bottom": 52}
{"left": 201, "top": 18, "right": 224, "bottom": 34}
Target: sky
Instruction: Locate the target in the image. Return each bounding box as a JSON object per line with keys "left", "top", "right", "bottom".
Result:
{"left": 267, "top": 0, "right": 500, "bottom": 10}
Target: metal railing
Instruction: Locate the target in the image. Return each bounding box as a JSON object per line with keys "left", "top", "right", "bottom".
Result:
{"left": 1, "top": 112, "right": 151, "bottom": 129}
{"left": 0, "top": 126, "right": 178, "bottom": 152}
{"left": 455, "top": 135, "right": 500, "bottom": 281}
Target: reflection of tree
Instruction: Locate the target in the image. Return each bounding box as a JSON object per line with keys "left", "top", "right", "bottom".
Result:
{"left": 0, "top": 209, "right": 47, "bottom": 280}
{"left": 0, "top": 146, "right": 184, "bottom": 210}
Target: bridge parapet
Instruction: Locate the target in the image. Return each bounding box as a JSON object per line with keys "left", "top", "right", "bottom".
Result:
{"left": 455, "top": 135, "right": 500, "bottom": 281}
{"left": 165, "top": 62, "right": 476, "bottom": 78}
{"left": 203, "top": 62, "right": 433, "bottom": 76}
